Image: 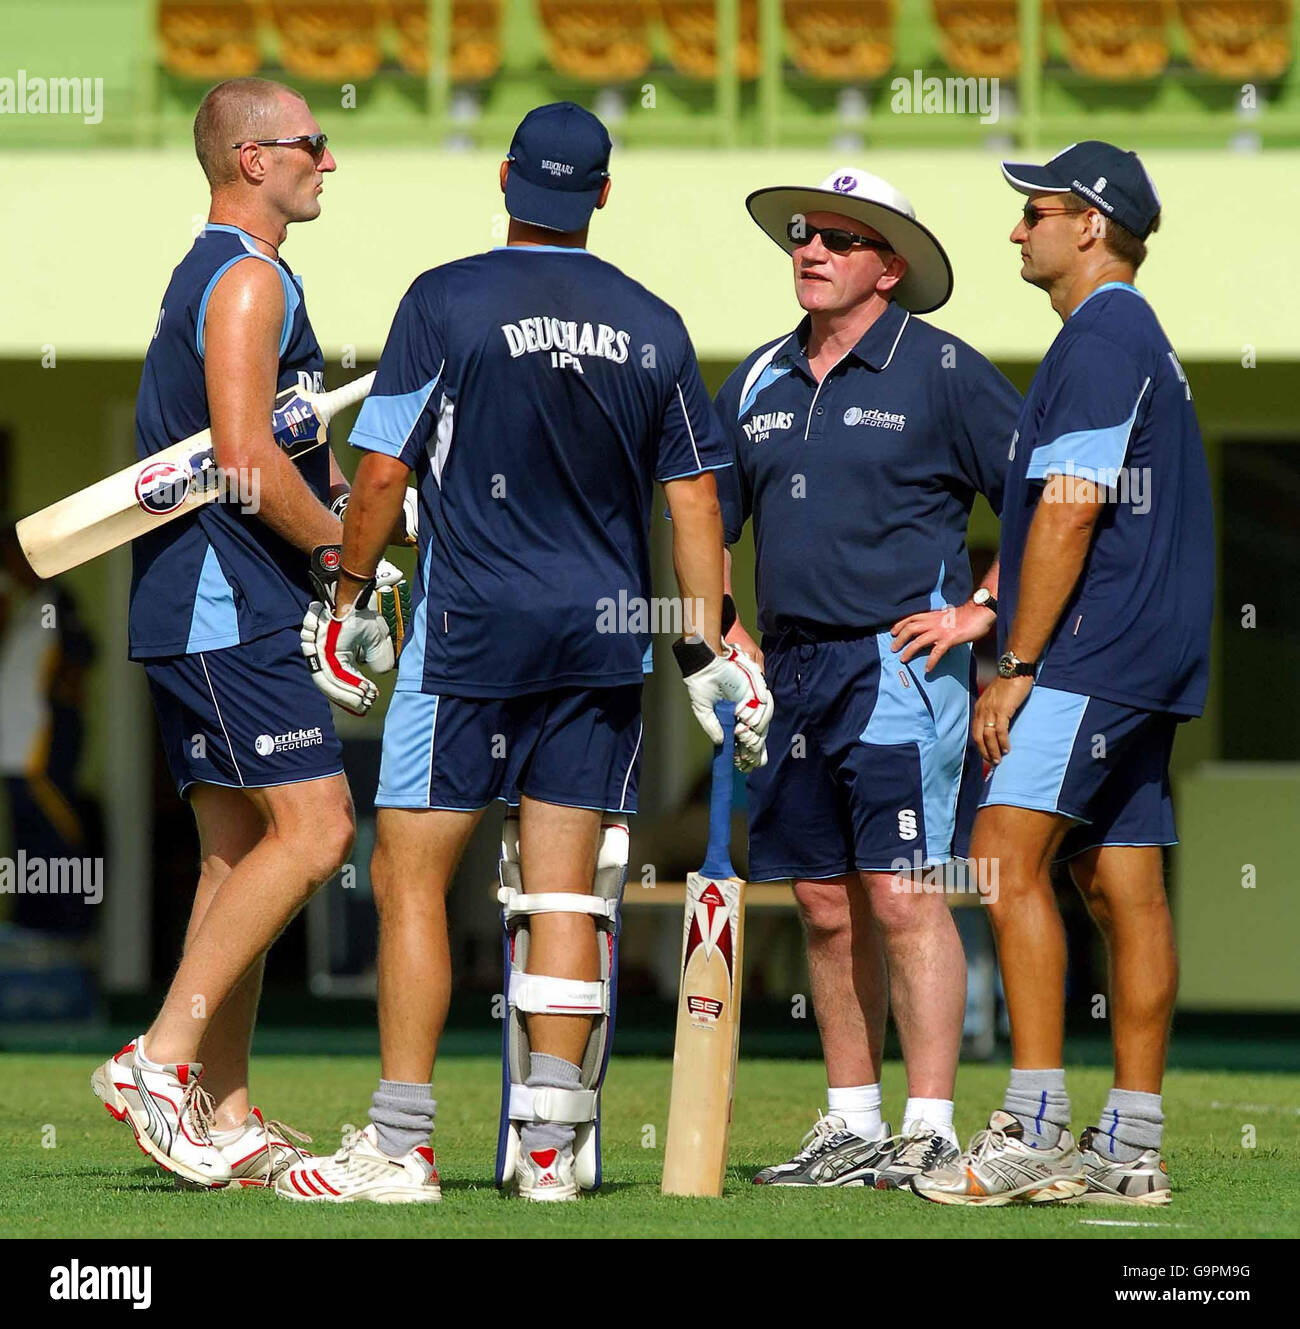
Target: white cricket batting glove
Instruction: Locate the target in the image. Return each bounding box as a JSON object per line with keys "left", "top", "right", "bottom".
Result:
{"left": 673, "top": 639, "right": 773, "bottom": 773}
{"left": 301, "top": 598, "right": 393, "bottom": 716}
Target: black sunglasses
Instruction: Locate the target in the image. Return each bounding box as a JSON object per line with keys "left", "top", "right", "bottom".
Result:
{"left": 1022, "top": 200, "right": 1082, "bottom": 228}
{"left": 232, "top": 133, "right": 330, "bottom": 160}
{"left": 786, "top": 221, "right": 893, "bottom": 255}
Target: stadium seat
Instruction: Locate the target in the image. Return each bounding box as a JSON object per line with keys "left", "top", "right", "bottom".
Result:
{"left": 657, "top": 0, "right": 760, "bottom": 80}
{"left": 157, "top": 1, "right": 262, "bottom": 79}
{"left": 931, "top": 1, "right": 1021, "bottom": 77}
{"left": 1176, "top": 0, "right": 1293, "bottom": 78}
{"left": 537, "top": 1, "right": 653, "bottom": 81}
{"left": 783, "top": 0, "right": 898, "bottom": 80}
{"left": 1052, "top": 0, "right": 1172, "bottom": 79}
{"left": 268, "top": 1, "right": 384, "bottom": 80}
{"left": 389, "top": 0, "right": 505, "bottom": 81}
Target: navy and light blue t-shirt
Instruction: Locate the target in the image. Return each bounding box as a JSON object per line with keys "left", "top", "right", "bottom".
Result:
{"left": 129, "top": 223, "right": 327, "bottom": 659}
{"left": 716, "top": 301, "right": 1020, "bottom": 632}
{"left": 997, "top": 283, "right": 1213, "bottom": 717}
{"left": 350, "top": 245, "right": 730, "bottom": 698}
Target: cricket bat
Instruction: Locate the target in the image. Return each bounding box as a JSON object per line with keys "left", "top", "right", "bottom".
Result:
{"left": 16, "top": 372, "right": 376, "bottom": 579}
{"left": 662, "top": 699, "right": 746, "bottom": 1197}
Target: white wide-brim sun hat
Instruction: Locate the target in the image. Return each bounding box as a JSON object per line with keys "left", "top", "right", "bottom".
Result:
{"left": 746, "top": 166, "right": 954, "bottom": 314}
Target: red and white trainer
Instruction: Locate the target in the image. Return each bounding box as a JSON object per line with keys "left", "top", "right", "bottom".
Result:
{"left": 91, "top": 1036, "right": 231, "bottom": 1189}
{"left": 179, "top": 1106, "right": 313, "bottom": 1189}
{"left": 515, "top": 1143, "right": 578, "bottom": 1202}
{"left": 275, "top": 1123, "right": 441, "bottom": 1204}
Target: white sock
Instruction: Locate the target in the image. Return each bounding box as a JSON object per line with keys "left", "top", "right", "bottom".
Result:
{"left": 826, "top": 1084, "right": 883, "bottom": 1140}
{"left": 134, "top": 1037, "right": 166, "bottom": 1072}
{"left": 903, "top": 1097, "right": 956, "bottom": 1143}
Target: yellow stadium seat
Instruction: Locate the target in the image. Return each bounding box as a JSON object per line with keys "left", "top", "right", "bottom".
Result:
{"left": 931, "top": 1, "right": 1021, "bottom": 77}
{"left": 657, "top": 0, "right": 760, "bottom": 80}
{"left": 268, "top": 1, "right": 384, "bottom": 80}
{"left": 158, "top": 1, "right": 262, "bottom": 79}
{"left": 1052, "top": 0, "right": 1172, "bottom": 79}
{"left": 1176, "top": 0, "right": 1292, "bottom": 78}
{"left": 536, "top": 1, "right": 653, "bottom": 81}
{"left": 389, "top": 1, "right": 504, "bottom": 81}
{"left": 783, "top": 0, "right": 898, "bottom": 80}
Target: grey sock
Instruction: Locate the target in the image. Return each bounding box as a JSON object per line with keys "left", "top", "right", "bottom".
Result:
{"left": 1003, "top": 1068, "right": 1070, "bottom": 1147}
{"left": 369, "top": 1079, "right": 436, "bottom": 1159}
{"left": 520, "top": 1053, "right": 582, "bottom": 1156}
{"left": 1093, "top": 1088, "right": 1163, "bottom": 1161}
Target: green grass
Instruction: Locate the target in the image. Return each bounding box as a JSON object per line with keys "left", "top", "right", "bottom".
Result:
{"left": 2, "top": 1054, "right": 1298, "bottom": 1238}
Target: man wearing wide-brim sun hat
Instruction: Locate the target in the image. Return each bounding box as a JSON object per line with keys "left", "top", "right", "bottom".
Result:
{"left": 715, "top": 166, "right": 1022, "bottom": 1189}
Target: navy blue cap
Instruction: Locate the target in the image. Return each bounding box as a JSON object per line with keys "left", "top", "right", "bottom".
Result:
{"left": 1002, "top": 141, "right": 1162, "bottom": 241}
{"left": 504, "top": 102, "right": 612, "bottom": 233}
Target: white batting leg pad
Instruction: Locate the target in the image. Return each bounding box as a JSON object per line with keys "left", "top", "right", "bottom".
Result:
{"left": 496, "top": 813, "right": 629, "bottom": 1192}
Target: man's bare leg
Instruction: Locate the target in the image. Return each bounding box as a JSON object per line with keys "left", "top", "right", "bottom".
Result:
{"left": 973, "top": 802, "right": 1077, "bottom": 1142}
{"left": 371, "top": 806, "right": 484, "bottom": 1084}
{"left": 144, "top": 773, "right": 354, "bottom": 1066}
{"left": 1068, "top": 844, "right": 1175, "bottom": 1164}
{"left": 795, "top": 876, "right": 887, "bottom": 1136}
{"left": 184, "top": 784, "right": 270, "bottom": 1130}
{"left": 859, "top": 868, "right": 965, "bottom": 1134}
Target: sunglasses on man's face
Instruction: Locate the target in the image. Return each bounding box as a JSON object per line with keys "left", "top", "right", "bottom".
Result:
{"left": 232, "top": 133, "right": 330, "bottom": 160}
{"left": 1021, "top": 200, "right": 1080, "bottom": 228}
{"left": 786, "top": 221, "right": 893, "bottom": 255}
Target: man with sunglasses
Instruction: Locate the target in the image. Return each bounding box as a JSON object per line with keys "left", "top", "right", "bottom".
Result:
{"left": 913, "top": 144, "right": 1213, "bottom": 1207}
{"left": 93, "top": 78, "right": 408, "bottom": 1188}
{"left": 717, "top": 169, "right": 1020, "bottom": 1187}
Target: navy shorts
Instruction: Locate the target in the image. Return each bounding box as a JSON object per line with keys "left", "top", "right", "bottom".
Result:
{"left": 144, "top": 625, "right": 344, "bottom": 797}
{"left": 980, "top": 686, "right": 1179, "bottom": 861}
{"left": 375, "top": 683, "right": 643, "bottom": 813}
{"left": 746, "top": 629, "right": 983, "bottom": 881}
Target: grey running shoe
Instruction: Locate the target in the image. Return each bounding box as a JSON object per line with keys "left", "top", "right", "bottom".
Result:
{"left": 753, "top": 1112, "right": 894, "bottom": 1187}
{"left": 1071, "top": 1127, "right": 1172, "bottom": 1205}
{"left": 872, "top": 1122, "right": 960, "bottom": 1191}
{"left": 910, "top": 1110, "right": 1087, "bottom": 1206}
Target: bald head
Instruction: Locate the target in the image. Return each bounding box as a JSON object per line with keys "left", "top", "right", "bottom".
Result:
{"left": 194, "top": 78, "right": 307, "bottom": 187}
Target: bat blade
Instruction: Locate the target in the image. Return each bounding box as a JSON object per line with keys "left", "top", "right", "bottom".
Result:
{"left": 16, "top": 372, "right": 375, "bottom": 579}
{"left": 662, "top": 700, "right": 745, "bottom": 1197}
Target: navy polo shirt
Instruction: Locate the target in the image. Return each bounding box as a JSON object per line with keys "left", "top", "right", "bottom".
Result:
{"left": 716, "top": 301, "right": 1021, "bottom": 633}
{"left": 350, "top": 246, "right": 730, "bottom": 698}
{"left": 997, "top": 283, "right": 1213, "bottom": 717}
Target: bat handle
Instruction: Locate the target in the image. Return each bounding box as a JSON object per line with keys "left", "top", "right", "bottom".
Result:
{"left": 312, "top": 371, "right": 377, "bottom": 426}
{"left": 701, "top": 700, "right": 736, "bottom": 880}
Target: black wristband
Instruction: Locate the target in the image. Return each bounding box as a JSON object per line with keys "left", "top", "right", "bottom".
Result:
{"left": 673, "top": 636, "right": 718, "bottom": 678}
{"left": 722, "top": 593, "right": 737, "bottom": 636}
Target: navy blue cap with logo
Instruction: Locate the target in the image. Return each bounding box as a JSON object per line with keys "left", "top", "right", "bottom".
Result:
{"left": 1001, "top": 140, "right": 1162, "bottom": 240}
{"left": 504, "top": 101, "right": 612, "bottom": 233}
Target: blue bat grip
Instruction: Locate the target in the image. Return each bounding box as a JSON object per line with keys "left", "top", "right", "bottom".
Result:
{"left": 700, "top": 700, "right": 736, "bottom": 880}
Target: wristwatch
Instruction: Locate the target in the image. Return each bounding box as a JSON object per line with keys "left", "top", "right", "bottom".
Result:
{"left": 973, "top": 587, "right": 998, "bottom": 613}
{"left": 997, "top": 650, "right": 1037, "bottom": 679}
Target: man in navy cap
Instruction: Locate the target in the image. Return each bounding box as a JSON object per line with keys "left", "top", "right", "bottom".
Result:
{"left": 286, "top": 102, "right": 771, "bottom": 1204}
{"left": 914, "top": 143, "right": 1213, "bottom": 1207}
{"left": 717, "top": 168, "right": 1021, "bottom": 1188}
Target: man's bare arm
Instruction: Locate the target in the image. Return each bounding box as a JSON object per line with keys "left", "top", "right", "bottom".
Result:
{"left": 204, "top": 259, "right": 341, "bottom": 554}
{"left": 335, "top": 452, "right": 411, "bottom": 615}
{"left": 1004, "top": 477, "right": 1105, "bottom": 662}
{"left": 664, "top": 472, "right": 724, "bottom": 654}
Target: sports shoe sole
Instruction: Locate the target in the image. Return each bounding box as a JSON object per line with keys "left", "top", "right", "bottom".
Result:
{"left": 1065, "top": 1186, "right": 1172, "bottom": 1206}
{"left": 276, "top": 1177, "right": 442, "bottom": 1204}
{"left": 911, "top": 1174, "right": 1088, "bottom": 1206}
{"left": 91, "top": 1062, "right": 230, "bottom": 1191}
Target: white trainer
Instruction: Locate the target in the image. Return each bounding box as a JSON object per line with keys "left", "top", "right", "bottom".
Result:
{"left": 515, "top": 1143, "right": 579, "bottom": 1202}
{"left": 275, "top": 1123, "right": 441, "bottom": 1203}
{"left": 91, "top": 1036, "right": 231, "bottom": 1189}
{"left": 179, "top": 1106, "right": 313, "bottom": 1189}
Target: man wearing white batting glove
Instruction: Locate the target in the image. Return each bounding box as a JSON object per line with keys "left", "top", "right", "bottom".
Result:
{"left": 673, "top": 597, "right": 773, "bottom": 772}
